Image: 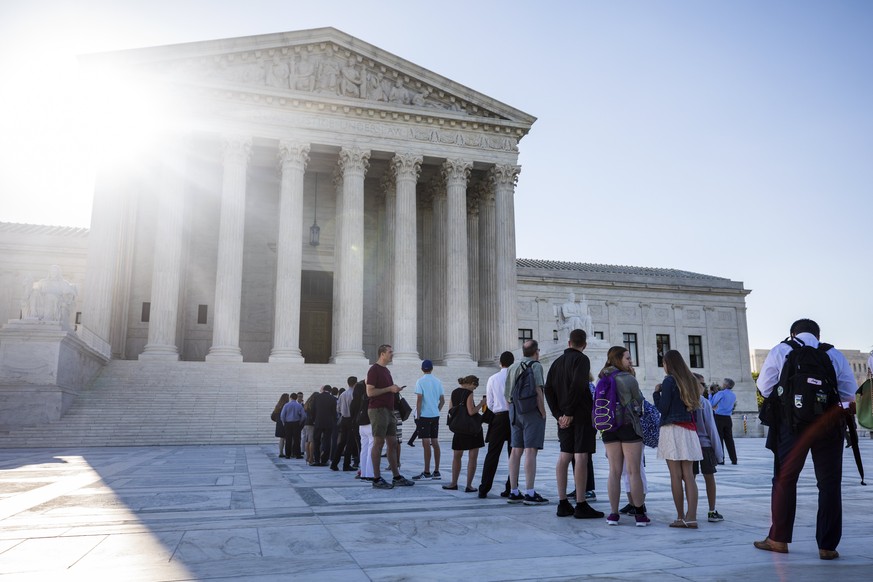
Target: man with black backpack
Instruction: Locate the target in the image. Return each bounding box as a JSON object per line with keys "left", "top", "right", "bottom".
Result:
{"left": 754, "top": 319, "right": 856, "bottom": 560}
{"left": 504, "top": 339, "right": 549, "bottom": 505}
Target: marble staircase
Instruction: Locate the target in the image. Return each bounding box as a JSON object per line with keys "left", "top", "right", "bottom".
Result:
{"left": 0, "top": 359, "right": 500, "bottom": 448}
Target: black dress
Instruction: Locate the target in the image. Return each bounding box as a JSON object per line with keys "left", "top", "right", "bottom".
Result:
{"left": 451, "top": 387, "right": 485, "bottom": 451}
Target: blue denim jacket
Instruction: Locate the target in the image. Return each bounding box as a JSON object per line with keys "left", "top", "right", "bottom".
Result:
{"left": 653, "top": 375, "right": 694, "bottom": 426}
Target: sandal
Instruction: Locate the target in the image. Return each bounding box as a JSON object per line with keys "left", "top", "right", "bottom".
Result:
{"left": 684, "top": 520, "right": 698, "bottom": 529}
{"left": 668, "top": 519, "right": 688, "bottom": 528}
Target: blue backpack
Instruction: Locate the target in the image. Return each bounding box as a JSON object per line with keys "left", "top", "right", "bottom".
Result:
{"left": 592, "top": 370, "right": 624, "bottom": 432}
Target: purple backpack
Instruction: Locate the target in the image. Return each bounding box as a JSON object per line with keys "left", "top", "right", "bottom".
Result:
{"left": 592, "top": 370, "right": 624, "bottom": 432}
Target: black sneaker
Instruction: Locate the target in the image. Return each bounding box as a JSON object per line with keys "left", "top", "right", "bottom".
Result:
{"left": 500, "top": 490, "right": 510, "bottom": 498}
{"left": 574, "top": 502, "right": 605, "bottom": 519}
{"left": 392, "top": 475, "right": 415, "bottom": 487}
{"left": 619, "top": 503, "right": 636, "bottom": 515}
{"left": 411, "top": 471, "right": 432, "bottom": 480}
{"left": 372, "top": 477, "right": 394, "bottom": 489}
{"left": 708, "top": 510, "right": 724, "bottom": 522}
{"left": 523, "top": 492, "right": 549, "bottom": 506}
{"left": 507, "top": 492, "right": 525, "bottom": 504}
{"left": 556, "top": 499, "right": 574, "bottom": 517}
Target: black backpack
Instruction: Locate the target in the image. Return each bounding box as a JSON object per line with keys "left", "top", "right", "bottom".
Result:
{"left": 777, "top": 338, "right": 840, "bottom": 432}
{"left": 511, "top": 361, "right": 539, "bottom": 415}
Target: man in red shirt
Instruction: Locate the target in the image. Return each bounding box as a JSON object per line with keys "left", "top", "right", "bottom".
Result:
{"left": 367, "top": 344, "right": 415, "bottom": 489}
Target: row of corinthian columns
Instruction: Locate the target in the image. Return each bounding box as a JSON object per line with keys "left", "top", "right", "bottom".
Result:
{"left": 127, "top": 135, "right": 519, "bottom": 364}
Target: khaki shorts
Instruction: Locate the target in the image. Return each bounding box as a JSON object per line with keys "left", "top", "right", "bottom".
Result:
{"left": 368, "top": 407, "right": 397, "bottom": 438}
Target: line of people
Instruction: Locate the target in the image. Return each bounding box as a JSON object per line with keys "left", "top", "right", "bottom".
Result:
{"left": 270, "top": 333, "right": 730, "bottom": 527}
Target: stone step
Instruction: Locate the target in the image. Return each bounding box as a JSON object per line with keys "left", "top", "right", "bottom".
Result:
{"left": 0, "top": 359, "right": 502, "bottom": 447}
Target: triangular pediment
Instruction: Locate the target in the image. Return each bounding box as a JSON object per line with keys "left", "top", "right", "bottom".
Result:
{"left": 82, "top": 27, "right": 536, "bottom": 134}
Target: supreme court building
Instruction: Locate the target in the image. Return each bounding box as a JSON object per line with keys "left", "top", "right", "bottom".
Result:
{"left": 0, "top": 28, "right": 755, "bottom": 442}
{"left": 79, "top": 27, "right": 532, "bottom": 368}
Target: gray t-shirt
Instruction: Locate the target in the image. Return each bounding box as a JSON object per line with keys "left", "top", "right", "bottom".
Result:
{"left": 504, "top": 357, "right": 544, "bottom": 402}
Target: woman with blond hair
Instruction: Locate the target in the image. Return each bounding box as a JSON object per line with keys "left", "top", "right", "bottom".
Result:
{"left": 598, "top": 346, "right": 648, "bottom": 526}
{"left": 654, "top": 350, "right": 703, "bottom": 528}
{"left": 443, "top": 375, "right": 485, "bottom": 492}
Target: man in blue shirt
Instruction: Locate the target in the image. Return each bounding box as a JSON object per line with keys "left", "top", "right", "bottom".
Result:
{"left": 709, "top": 378, "right": 737, "bottom": 464}
{"left": 280, "top": 393, "right": 306, "bottom": 459}
{"left": 411, "top": 360, "right": 445, "bottom": 480}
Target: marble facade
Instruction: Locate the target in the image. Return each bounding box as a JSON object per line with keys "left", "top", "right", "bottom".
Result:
{"left": 73, "top": 27, "right": 534, "bottom": 367}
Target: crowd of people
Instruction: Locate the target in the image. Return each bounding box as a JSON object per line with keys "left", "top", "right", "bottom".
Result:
{"left": 271, "top": 318, "right": 861, "bottom": 560}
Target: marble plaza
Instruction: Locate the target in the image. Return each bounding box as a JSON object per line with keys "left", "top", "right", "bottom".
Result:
{"left": 1, "top": 438, "right": 871, "bottom": 581}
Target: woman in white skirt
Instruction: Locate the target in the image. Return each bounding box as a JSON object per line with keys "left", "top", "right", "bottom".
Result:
{"left": 654, "top": 350, "right": 703, "bottom": 528}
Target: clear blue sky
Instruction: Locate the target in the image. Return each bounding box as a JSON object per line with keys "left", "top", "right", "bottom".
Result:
{"left": 1, "top": 0, "right": 871, "bottom": 353}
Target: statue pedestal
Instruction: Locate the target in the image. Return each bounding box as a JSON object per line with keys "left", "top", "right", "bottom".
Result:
{"left": 0, "top": 320, "right": 108, "bottom": 429}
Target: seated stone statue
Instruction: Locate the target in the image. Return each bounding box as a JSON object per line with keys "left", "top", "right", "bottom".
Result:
{"left": 556, "top": 291, "right": 592, "bottom": 339}
{"left": 23, "top": 265, "right": 77, "bottom": 330}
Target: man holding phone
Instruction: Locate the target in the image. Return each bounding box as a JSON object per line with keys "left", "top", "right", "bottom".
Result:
{"left": 367, "top": 344, "right": 415, "bottom": 489}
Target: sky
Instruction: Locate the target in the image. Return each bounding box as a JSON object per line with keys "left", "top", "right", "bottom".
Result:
{"left": 1, "top": 0, "right": 871, "bottom": 353}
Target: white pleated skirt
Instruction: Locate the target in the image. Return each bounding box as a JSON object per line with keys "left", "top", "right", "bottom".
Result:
{"left": 656, "top": 424, "right": 703, "bottom": 461}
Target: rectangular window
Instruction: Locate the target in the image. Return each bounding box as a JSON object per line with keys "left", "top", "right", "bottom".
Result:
{"left": 689, "top": 335, "right": 704, "bottom": 368}
{"left": 141, "top": 302, "right": 150, "bottom": 323}
{"left": 656, "top": 334, "right": 671, "bottom": 367}
{"left": 197, "top": 304, "right": 208, "bottom": 325}
{"left": 75, "top": 312, "right": 82, "bottom": 325}
{"left": 623, "top": 333, "right": 638, "bottom": 366}
{"left": 518, "top": 328, "right": 533, "bottom": 345}
{"left": 593, "top": 331, "right": 604, "bottom": 340}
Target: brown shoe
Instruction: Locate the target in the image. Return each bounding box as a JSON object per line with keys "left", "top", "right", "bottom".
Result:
{"left": 819, "top": 549, "right": 839, "bottom": 560}
{"left": 753, "top": 537, "right": 788, "bottom": 553}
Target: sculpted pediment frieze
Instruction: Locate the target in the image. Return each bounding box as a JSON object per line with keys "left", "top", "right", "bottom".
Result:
{"left": 147, "top": 43, "right": 508, "bottom": 121}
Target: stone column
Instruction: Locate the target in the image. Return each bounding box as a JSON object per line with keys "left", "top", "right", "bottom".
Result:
{"left": 419, "top": 185, "right": 435, "bottom": 359}
{"left": 269, "top": 141, "right": 310, "bottom": 362}
{"left": 639, "top": 302, "right": 653, "bottom": 383}
{"left": 376, "top": 175, "right": 395, "bottom": 345}
{"left": 206, "top": 135, "right": 251, "bottom": 362}
{"left": 140, "top": 142, "right": 188, "bottom": 360}
{"left": 332, "top": 147, "right": 370, "bottom": 364}
{"left": 672, "top": 304, "right": 686, "bottom": 360}
{"left": 78, "top": 164, "right": 128, "bottom": 358}
{"left": 735, "top": 306, "right": 752, "bottom": 382}
{"left": 606, "top": 301, "right": 619, "bottom": 345}
{"left": 491, "top": 164, "right": 521, "bottom": 352}
{"left": 442, "top": 159, "right": 474, "bottom": 364}
{"left": 331, "top": 170, "right": 344, "bottom": 359}
{"left": 477, "top": 182, "right": 497, "bottom": 365}
{"left": 392, "top": 153, "right": 422, "bottom": 362}
{"left": 703, "top": 306, "right": 717, "bottom": 379}
{"left": 431, "top": 175, "right": 447, "bottom": 362}
{"left": 466, "top": 189, "right": 481, "bottom": 364}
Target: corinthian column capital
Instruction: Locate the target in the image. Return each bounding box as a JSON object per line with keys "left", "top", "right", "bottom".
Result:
{"left": 221, "top": 135, "right": 252, "bottom": 165}
{"left": 338, "top": 147, "right": 370, "bottom": 176}
{"left": 488, "top": 164, "right": 521, "bottom": 189}
{"left": 277, "top": 141, "right": 310, "bottom": 170}
{"left": 467, "top": 189, "right": 480, "bottom": 217}
{"left": 441, "top": 158, "right": 472, "bottom": 185}
{"left": 391, "top": 152, "right": 423, "bottom": 180}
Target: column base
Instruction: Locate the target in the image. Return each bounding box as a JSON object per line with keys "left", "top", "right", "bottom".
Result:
{"left": 392, "top": 351, "right": 421, "bottom": 364}
{"left": 268, "top": 349, "right": 304, "bottom": 363}
{"left": 139, "top": 345, "right": 180, "bottom": 361}
{"left": 205, "top": 346, "right": 243, "bottom": 362}
{"left": 443, "top": 354, "right": 475, "bottom": 366}
{"left": 330, "top": 353, "right": 370, "bottom": 366}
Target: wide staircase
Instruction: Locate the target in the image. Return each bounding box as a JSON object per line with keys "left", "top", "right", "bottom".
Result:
{"left": 0, "top": 359, "right": 501, "bottom": 448}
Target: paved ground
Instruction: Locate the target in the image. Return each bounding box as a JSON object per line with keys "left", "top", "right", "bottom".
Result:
{"left": 0, "top": 437, "right": 871, "bottom": 581}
